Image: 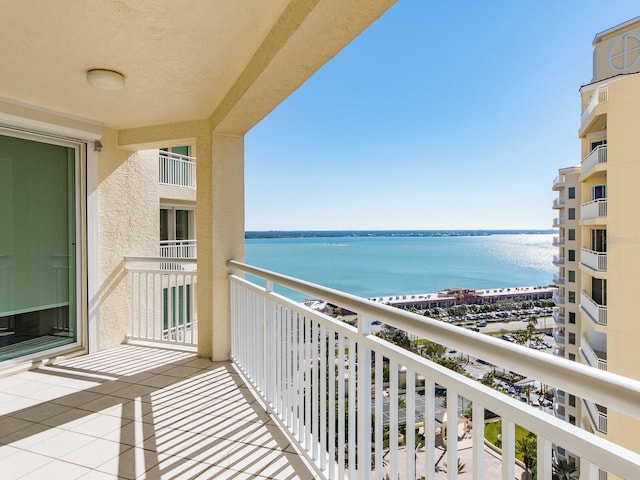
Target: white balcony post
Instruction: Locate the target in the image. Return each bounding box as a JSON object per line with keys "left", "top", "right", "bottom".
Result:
{"left": 537, "top": 437, "right": 552, "bottom": 480}
{"left": 501, "top": 419, "right": 515, "bottom": 480}
{"left": 357, "top": 315, "right": 372, "bottom": 480}
{"left": 446, "top": 388, "right": 458, "bottom": 480}
{"left": 472, "top": 403, "right": 484, "bottom": 480}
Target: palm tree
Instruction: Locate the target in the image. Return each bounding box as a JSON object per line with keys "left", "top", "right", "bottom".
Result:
{"left": 553, "top": 459, "right": 578, "bottom": 480}
{"left": 526, "top": 316, "right": 538, "bottom": 347}
{"left": 521, "top": 384, "right": 532, "bottom": 404}
{"left": 516, "top": 433, "right": 537, "bottom": 479}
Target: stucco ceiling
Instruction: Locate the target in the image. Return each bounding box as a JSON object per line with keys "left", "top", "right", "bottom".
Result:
{"left": 0, "top": 0, "right": 395, "bottom": 134}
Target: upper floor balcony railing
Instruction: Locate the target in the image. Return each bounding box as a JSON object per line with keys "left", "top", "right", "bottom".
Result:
{"left": 160, "top": 239, "right": 197, "bottom": 259}
{"left": 581, "top": 290, "right": 608, "bottom": 326}
{"left": 553, "top": 387, "right": 566, "bottom": 405}
{"left": 581, "top": 198, "right": 608, "bottom": 221}
{"left": 581, "top": 247, "right": 607, "bottom": 272}
{"left": 159, "top": 151, "right": 196, "bottom": 188}
{"left": 125, "top": 256, "right": 197, "bottom": 348}
{"left": 552, "top": 236, "right": 565, "bottom": 246}
{"left": 553, "top": 327, "right": 566, "bottom": 345}
{"left": 582, "top": 144, "right": 608, "bottom": 178}
{"left": 553, "top": 174, "right": 566, "bottom": 190}
{"left": 580, "top": 333, "right": 608, "bottom": 371}
{"left": 227, "top": 260, "right": 640, "bottom": 480}
{"left": 552, "top": 307, "right": 565, "bottom": 325}
{"left": 553, "top": 254, "right": 565, "bottom": 266}
{"left": 552, "top": 290, "right": 565, "bottom": 305}
{"left": 553, "top": 273, "right": 565, "bottom": 285}
{"left": 581, "top": 85, "right": 608, "bottom": 126}
{"left": 583, "top": 398, "right": 608, "bottom": 435}
{"left": 552, "top": 196, "right": 565, "bottom": 209}
{"left": 552, "top": 217, "right": 566, "bottom": 227}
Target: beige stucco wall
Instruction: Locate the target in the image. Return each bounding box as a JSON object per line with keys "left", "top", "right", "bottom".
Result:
{"left": 97, "top": 128, "right": 159, "bottom": 349}
{"left": 592, "top": 19, "right": 640, "bottom": 83}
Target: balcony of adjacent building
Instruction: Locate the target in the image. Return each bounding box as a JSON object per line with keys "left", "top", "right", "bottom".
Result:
{"left": 581, "top": 248, "right": 607, "bottom": 273}
{"left": 580, "top": 333, "right": 608, "bottom": 371}
{"left": 552, "top": 307, "right": 565, "bottom": 325}
{"left": 552, "top": 216, "right": 566, "bottom": 228}
{"left": 553, "top": 387, "right": 566, "bottom": 406}
{"left": 552, "top": 196, "right": 566, "bottom": 209}
{"left": 580, "top": 198, "right": 607, "bottom": 223}
{"left": 583, "top": 398, "right": 608, "bottom": 435}
{"left": 552, "top": 288, "right": 565, "bottom": 305}
{"left": 580, "top": 144, "right": 608, "bottom": 182}
{"left": 553, "top": 254, "right": 566, "bottom": 266}
{"left": 553, "top": 273, "right": 565, "bottom": 286}
{"left": 581, "top": 290, "right": 608, "bottom": 326}
{"left": 580, "top": 84, "right": 608, "bottom": 137}
{"left": 552, "top": 236, "right": 565, "bottom": 246}
{"left": 553, "top": 327, "right": 566, "bottom": 345}
{"left": 552, "top": 174, "right": 566, "bottom": 191}
{"left": 2, "top": 260, "right": 640, "bottom": 479}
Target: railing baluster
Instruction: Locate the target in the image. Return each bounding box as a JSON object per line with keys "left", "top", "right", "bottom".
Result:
{"left": 328, "top": 327, "right": 336, "bottom": 480}
{"left": 374, "top": 351, "right": 383, "bottom": 480}
{"left": 447, "top": 388, "right": 458, "bottom": 480}
{"left": 390, "top": 359, "right": 398, "bottom": 480}
{"left": 425, "top": 380, "right": 436, "bottom": 479}
{"left": 472, "top": 402, "right": 484, "bottom": 480}
{"left": 501, "top": 419, "right": 515, "bottom": 480}
{"left": 348, "top": 338, "right": 356, "bottom": 480}
{"left": 338, "top": 335, "right": 346, "bottom": 480}
{"left": 406, "top": 369, "right": 416, "bottom": 480}
{"left": 537, "top": 436, "right": 552, "bottom": 480}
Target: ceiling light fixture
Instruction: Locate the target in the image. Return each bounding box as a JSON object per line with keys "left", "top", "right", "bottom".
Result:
{"left": 86, "top": 69, "right": 125, "bottom": 90}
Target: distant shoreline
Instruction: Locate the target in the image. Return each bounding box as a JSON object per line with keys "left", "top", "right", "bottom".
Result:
{"left": 245, "top": 229, "right": 555, "bottom": 239}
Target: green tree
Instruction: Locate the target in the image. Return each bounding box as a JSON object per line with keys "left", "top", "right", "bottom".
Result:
{"left": 526, "top": 316, "right": 538, "bottom": 347}
{"left": 552, "top": 459, "right": 578, "bottom": 480}
{"left": 515, "top": 433, "right": 537, "bottom": 479}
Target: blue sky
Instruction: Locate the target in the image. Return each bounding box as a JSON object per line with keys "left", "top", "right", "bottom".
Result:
{"left": 245, "top": 1, "right": 639, "bottom": 231}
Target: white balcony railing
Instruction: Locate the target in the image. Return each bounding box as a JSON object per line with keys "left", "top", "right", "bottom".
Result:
{"left": 553, "top": 328, "right": 566, "bottom": 345}
{"left": 553, "top": 274, "right": 565, "bottom": 285}
{"left": 552, "top": 236, "right": 565, "bottom": 246}
{"left": 160, "top": 239, "right": 197, "bottom": 259}
{"left": 553, "top": 174, "right": 566, "bottom": 189}
{"left": 584, "top": 398, "right": 608, "bottom": 434}
{"left": 581, "top": 199, "right": 608, "bottom": 220}
{"left": 228, "top": 260, "right": 640, "bottom": 480}
{"left": 553, "top": 388, "right": 566, "bottom": 405}
{"left": 553, "top": 217, "right": 566, "bottom": 227}
{"left": 582, "top": 144, "right": 608, "bottom": 175}
{"left": 581, "top": 85, "right": 609, "bottom": 125}
{"left": 125, "top": 257, "right": 197, "bottom": 348}
{"left": 553, "top": 254, "right": 565, "bottom": 265}
{"left": 553, "top": 197, "right": 565, "bottom": 209}
{"left": 553, "top": 292, "right": 565, "bottom": 305}
{"left": 581, "top": 248, "right": 607, "bottom": 272}
{"left": 552, "top": 308, "right": 565, "bottom": 325}
{"left": 159, "top": 151, "right": 196, "bottom": 188}
{"left": 580, "top": 333, "right": 608, "bottom": 371}
{"left": 581, "top": 290, "right": 608, "bottom": 326}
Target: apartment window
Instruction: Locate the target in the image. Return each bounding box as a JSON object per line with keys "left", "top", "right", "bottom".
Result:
{"left": 568, "top": 270, "right": 575, "bottom": 283}
{"left": 569, "top": 312, "right": 576, "bottom": 324}
{"left": 568, "top": 250, "right": 576, "bottom": 262}
{"left": 569, "top": 415, "right": 576, "bottom": 425}
{"left": 569, "top": 394, "right": 576, "bottom": 407}
{"left": 569, "top": 333, "right": 576, "bottom": 345}
{"left": 568, "top": 291, "right": 576, "bottom": 303}
{"left": 568, "top": 229, "right": 576, "bottom": 241}
{"left": 568, "top": 187, "right": 576, "bottom": 199}
{"left": 568, "top": 208, "right": 576, "bottom": 220}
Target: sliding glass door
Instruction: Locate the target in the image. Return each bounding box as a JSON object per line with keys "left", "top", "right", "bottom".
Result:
{"left": 0, "top": 132, "right": 80, "bottom": 361}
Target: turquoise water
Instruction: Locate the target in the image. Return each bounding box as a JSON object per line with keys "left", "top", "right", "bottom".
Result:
{"left": 245, "top": 233, "right": 556, "bottom": 301}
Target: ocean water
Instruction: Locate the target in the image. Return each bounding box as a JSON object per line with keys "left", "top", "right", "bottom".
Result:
{"left": 244, "top": 233, "right": 556, "bottom": 301}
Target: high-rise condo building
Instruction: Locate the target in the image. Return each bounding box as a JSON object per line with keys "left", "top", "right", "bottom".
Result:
{"left": 553, "top": 15, "right": 640, "bottom": 477}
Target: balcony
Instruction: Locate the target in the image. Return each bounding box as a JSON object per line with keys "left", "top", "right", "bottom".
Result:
{"left": 553, "top": 388, "right": 566, "bottom": 405}
{"left": 2, "top": 261, "right": 640, "bottom": 479}
{"left": 554, "top": 402, "right": 566, "bottom": 420}
{"left": 553, "top": 174, "right": 566, "bottom": 190}
{"left": 552, "top": 236, "right": 565, "bottom": 246}
{"left": 581, "top": 248, "right": 607, "bottom": 272}
{"left": 553, "top": 196, "right": 565, "bottom": 209}
{"left": 552, "top": 290, "right": 565, "bottom": 305}
{"left": 553, "top": 328, "right": 566, "bottom": 345}
{"left": 160, "top": 239, "right": 197, "bottom": 259}
{"left": 580, "top": 333, "right": 608, "bottom": 371}
{"left": 581, "top": 85, "right": 608, "bottom": 134}
{"left": 553, "top": 217, "right": 566, "bottom": 227}
{"left": 159, "top": 151, "right": 196, "bottom": 188}
{"left": 553, "top": 254, "right": 565, "bottom": 266}
{"left": 581, "top": 144, "right": 608, "bottom": 181}
{"left": 580, "top": 198, "right": 607, "bottom": 221}
{"left": 553, "top": 273, "right": 565, "bottom": 285}
{"left": 583, "top": 399, "right": 608, "bottom": 434}
{"left": 552, "top": 308, "right": 565, "bottom": 325}
{"left": 581, "top": 290, "right": 608, "bottom": 326}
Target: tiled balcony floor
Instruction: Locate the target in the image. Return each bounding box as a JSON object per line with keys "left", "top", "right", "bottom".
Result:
{"left": 0, "top": 345, "right": 316, "bottom": 479}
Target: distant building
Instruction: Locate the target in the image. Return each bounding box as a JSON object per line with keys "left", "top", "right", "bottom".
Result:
{"left": 552, "top": 15, "right": 640, "bottom": 475}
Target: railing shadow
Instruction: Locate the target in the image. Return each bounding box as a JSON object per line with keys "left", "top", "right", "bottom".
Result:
{"left": 0, "top": 345, "right": 311, "bottom": 479}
